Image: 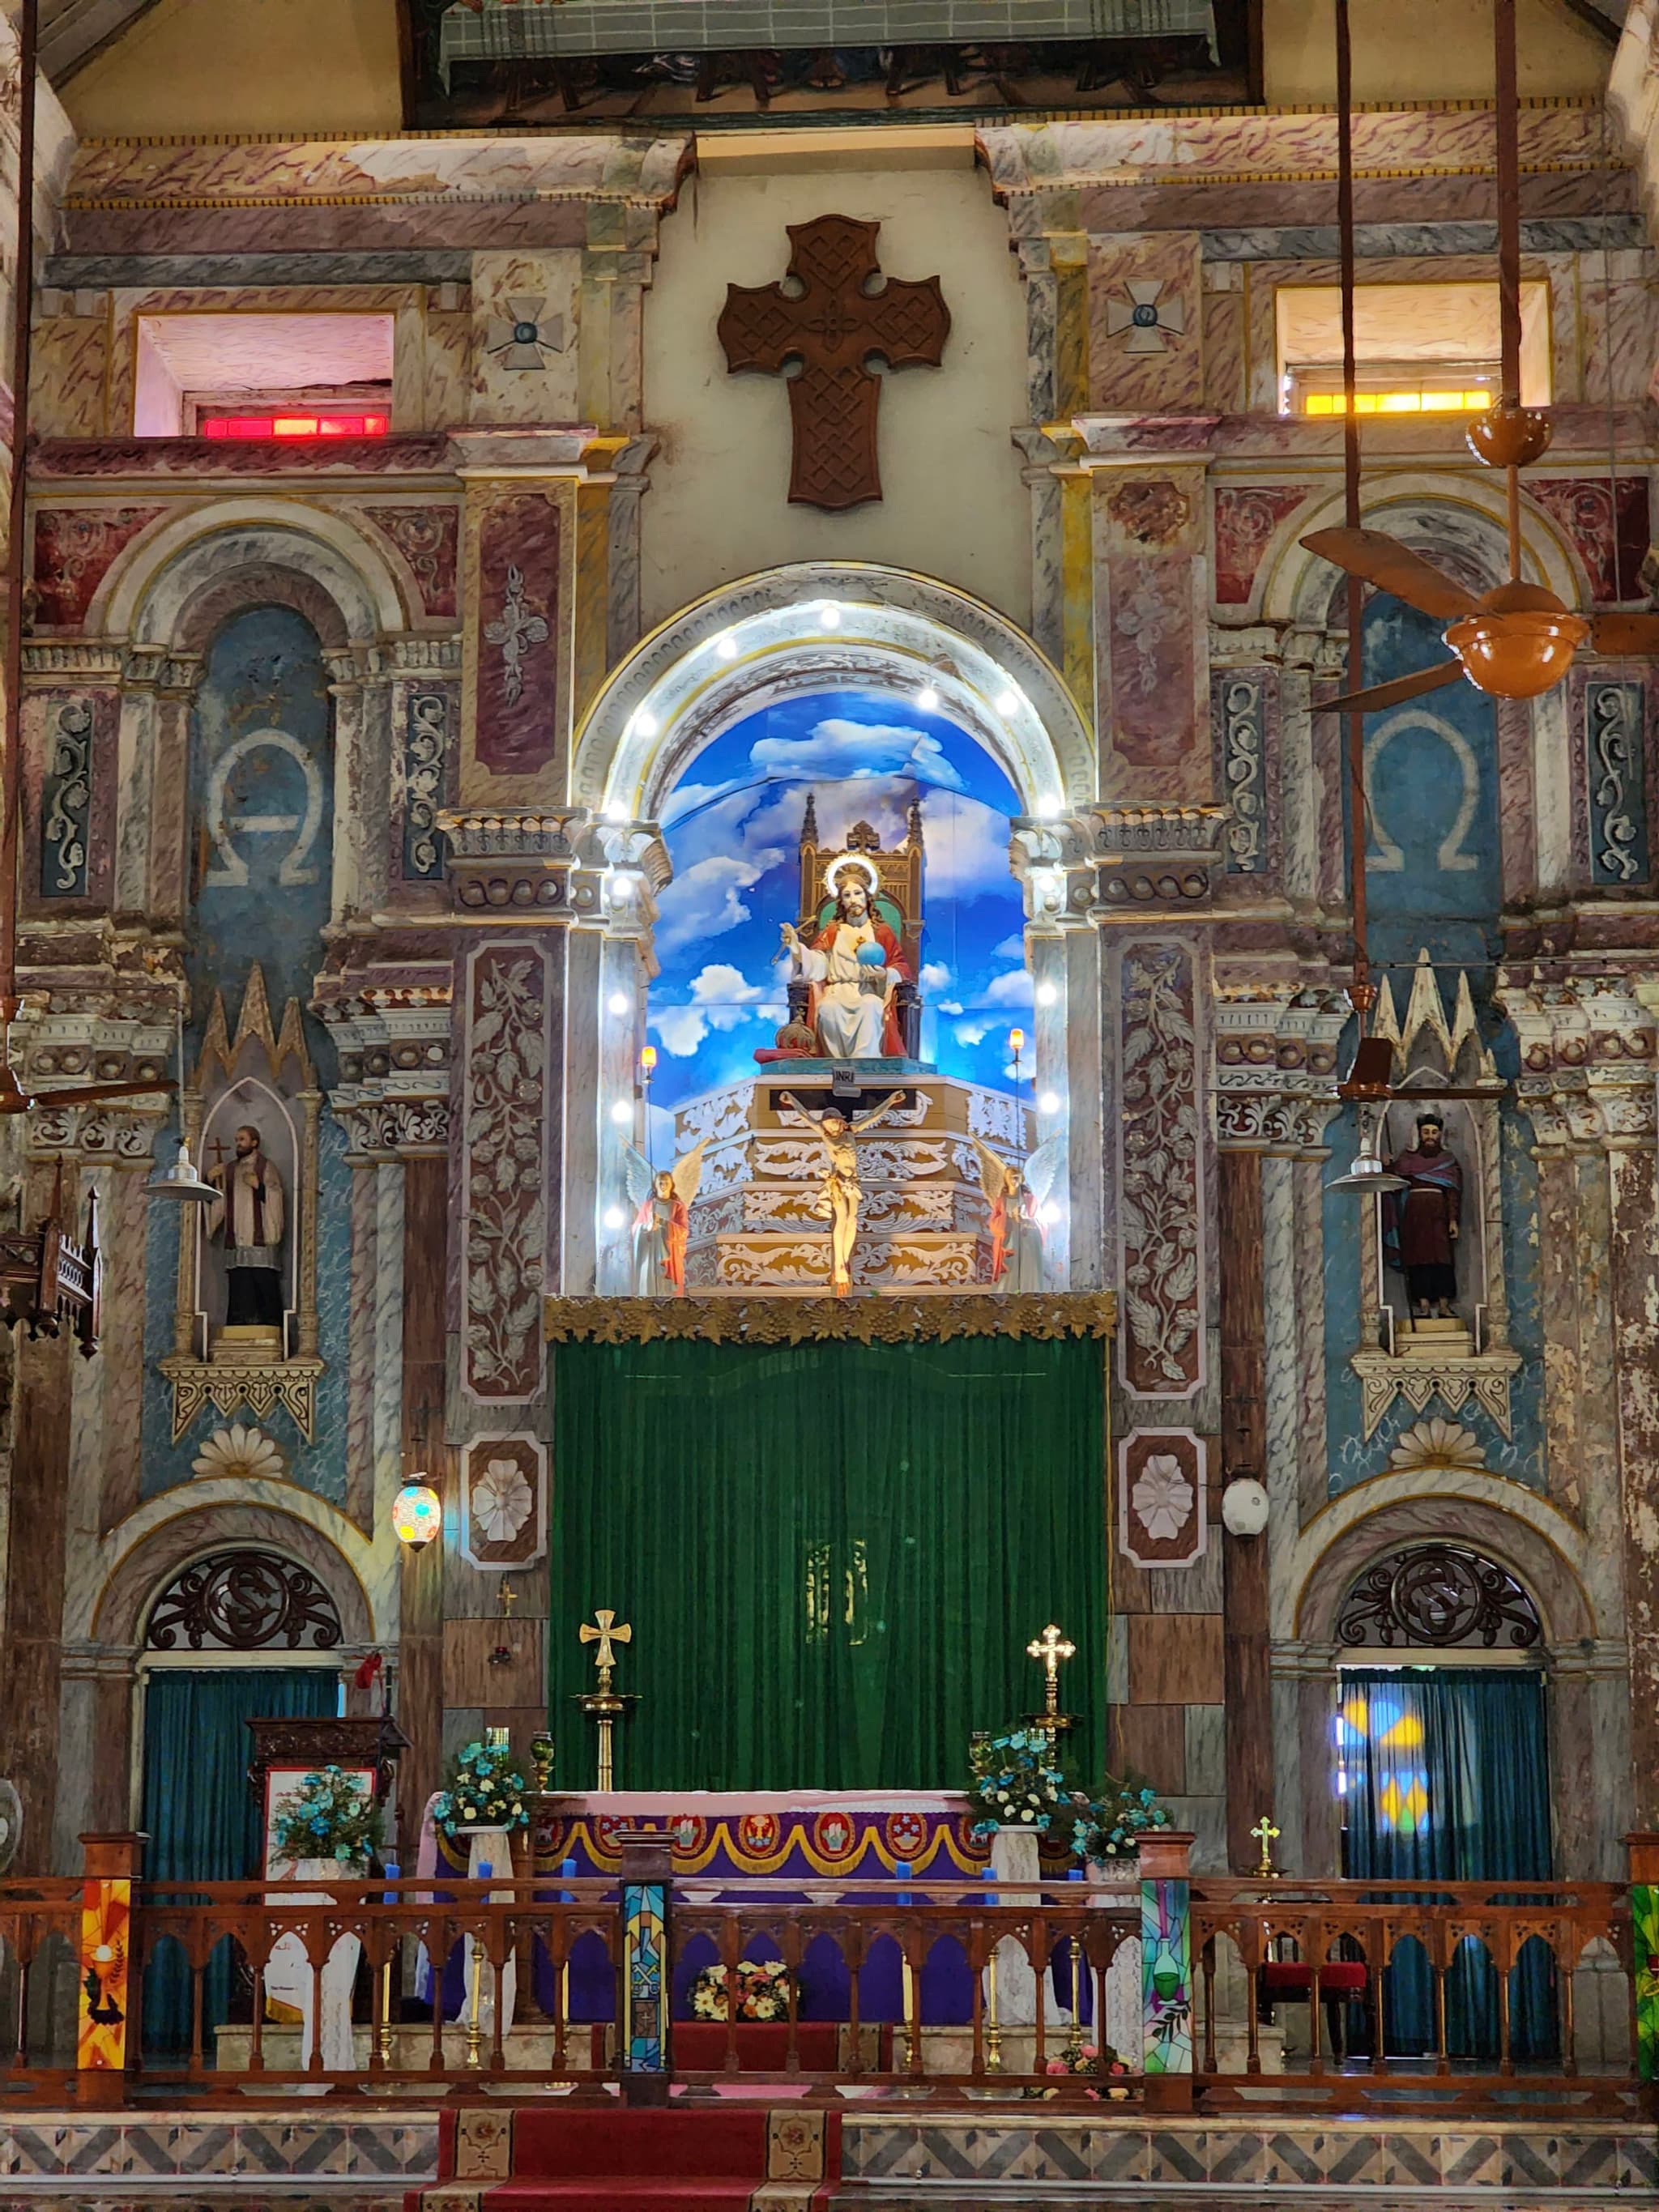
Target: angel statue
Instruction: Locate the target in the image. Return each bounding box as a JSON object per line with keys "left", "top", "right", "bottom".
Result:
{"left": 783, "top": 1090, "right": 904, "bottom": 1297}
{"left": 621, "top": 1140, "right": 707, "bottom": 1296}
{"left": 972, "top": 1137, "right": 1065, "bottom": 1294}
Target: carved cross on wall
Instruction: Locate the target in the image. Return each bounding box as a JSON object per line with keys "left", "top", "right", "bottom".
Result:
{"left": 717, "top": 214, "right": 950, "bottom": 512}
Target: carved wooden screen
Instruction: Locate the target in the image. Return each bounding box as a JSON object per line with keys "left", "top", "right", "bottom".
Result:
{"left": 145, "top": 1550, "right": 343, "bottom": 1652}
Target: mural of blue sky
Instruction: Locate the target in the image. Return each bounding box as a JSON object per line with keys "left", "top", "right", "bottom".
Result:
{"left": 649, "top": 692, "right": 1030, "bottom": 1119}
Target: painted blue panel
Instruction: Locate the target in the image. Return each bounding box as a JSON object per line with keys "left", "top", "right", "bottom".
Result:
{"left": 648, "top": 692, "right": 1027, "bottom": 1127}
{"left": 186, "top": 607, "right": 335, "bottom": 1028}
{"left": 1347, "top": 600, "right": 1500, "bottom": 974}
{"left": 143, "top": 606, "right": 347, "bottom": 1502}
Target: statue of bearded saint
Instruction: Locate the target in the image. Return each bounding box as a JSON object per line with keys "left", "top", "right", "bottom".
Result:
{"left": 779, "top": 866, "right": 909, "bottom": 1060}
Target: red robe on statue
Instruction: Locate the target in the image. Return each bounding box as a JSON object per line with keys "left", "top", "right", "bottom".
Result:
{"left": 802, "top": 918, "right": 910, "bottom": 1057}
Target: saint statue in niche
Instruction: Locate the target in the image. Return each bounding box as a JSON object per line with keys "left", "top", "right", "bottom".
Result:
{"left": 972, "top": 1137, "right": 1065, "bottom": 1294}
{"left": 779, "top": 858, "right": 910, "bottom": 1059}
{"left": 783, "top": 1090, "right": 903, "bottom": 1295}
{"left": 205, "top": 1123, "right": 287, "bottom": 1334}
{"left": 1382, "top": 1112, "right": 1462, "bottom": 1319}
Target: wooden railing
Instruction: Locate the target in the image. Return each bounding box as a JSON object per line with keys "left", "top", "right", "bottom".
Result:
{"left": 1192, "top": 1874, "right": 1639, "bottom": 2116}
{"left": 0, "top": 1848, "right": 1647, "bottom": 2114}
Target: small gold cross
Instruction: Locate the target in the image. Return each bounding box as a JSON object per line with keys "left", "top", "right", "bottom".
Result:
{"left": 1251, "top": 1813, "right": 1281, "bottom": 1878}
{"left": 1026, "top": 1622, "right": 1076, "bottom": 1715}
{"left": 579, "top": 1608, "right": 632, "bottom": 1682}
{"left": 500, "top": 1579, "right": 518, "bottom": 1619}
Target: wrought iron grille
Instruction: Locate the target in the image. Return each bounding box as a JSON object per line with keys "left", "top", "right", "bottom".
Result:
{"left": 1336, "top": 1542, "right": 1542, "bottom": 1651}
{"left": 145, "top": 1549, "right": 343, "bottom": 1652}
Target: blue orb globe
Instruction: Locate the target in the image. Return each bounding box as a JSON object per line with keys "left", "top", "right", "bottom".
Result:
{"left": 855, "top": 941, "right": 886, "bottom": 967}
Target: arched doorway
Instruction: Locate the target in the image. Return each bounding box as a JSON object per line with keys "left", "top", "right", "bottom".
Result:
{"left": 137, "top": 1549, "right": 348, "bottom": 2062}
{"left": 1333, "top": 1541, "right": 1552, "bottom": 2065}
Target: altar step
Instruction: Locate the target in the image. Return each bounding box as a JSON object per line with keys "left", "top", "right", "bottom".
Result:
{"left": 410, "top": 2107, "right": 842, "bottom": 2212}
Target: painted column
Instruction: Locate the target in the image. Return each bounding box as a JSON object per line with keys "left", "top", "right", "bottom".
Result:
{"left": 1139, "top": 1829, "right": 1193, "bottom": 2106}
{"left": 1218, "top": 1144, "right": 1271, "bottom": 1873}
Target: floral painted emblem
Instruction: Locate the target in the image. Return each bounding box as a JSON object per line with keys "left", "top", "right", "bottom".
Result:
{"left": 812, "top": 1809, "right": 859, "bottom": 1865}
{"left": 1132, "top": 1453, "right": 1194, "bottom": 1542}
{"left": 884, "top": 1810, "right": 928, "bottom": 1862}
{"left": 736, "top": 1811, "right": 782, "bottom": 1861}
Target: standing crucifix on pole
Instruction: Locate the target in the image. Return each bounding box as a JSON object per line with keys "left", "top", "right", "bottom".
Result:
{"left": 1026, "top": 1621, "right": 1076, "bottom": 1743}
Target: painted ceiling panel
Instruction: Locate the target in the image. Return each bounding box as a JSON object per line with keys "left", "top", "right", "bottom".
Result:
{"left": 38, "top": 0, "right": 164, "bottom": 81}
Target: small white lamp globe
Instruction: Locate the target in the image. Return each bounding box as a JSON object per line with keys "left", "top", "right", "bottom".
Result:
{"left": 1220, "top": 1477, "right": 1269, "bottom": 1538}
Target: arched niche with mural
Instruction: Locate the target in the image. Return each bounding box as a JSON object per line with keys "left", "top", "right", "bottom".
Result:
{"left": 562, "top": 565, "right": 1101, "bottom": 1303}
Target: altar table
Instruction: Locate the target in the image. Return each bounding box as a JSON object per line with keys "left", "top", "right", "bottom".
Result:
{"left": 423, "top": 1792, "right": 1126, "bottom": 2037}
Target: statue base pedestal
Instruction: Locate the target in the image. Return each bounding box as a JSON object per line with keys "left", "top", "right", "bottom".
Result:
{"left": 1398, "top": 1317, "right": 1473, "bottom": 1359}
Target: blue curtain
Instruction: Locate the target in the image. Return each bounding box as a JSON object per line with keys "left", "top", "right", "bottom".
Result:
{"left": 1340, "top": 1668, "right": 1555, "bottom": 2061}
{"left": 139, "top": 1667, "right": 339, "bottom": 2062}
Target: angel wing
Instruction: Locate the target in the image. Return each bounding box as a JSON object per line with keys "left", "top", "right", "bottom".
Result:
{"left": 669, "top": 1138, "right": 708, "bottom": 1207}
{"left": 621, "top": 1144, "right": 656, "bottom": 1212}
{"left": 970, "top": 1137, "right": 1018, "bottom": 1205}
{"left": 1021, "top": 1135, "right": 1067, "bottom": 1208}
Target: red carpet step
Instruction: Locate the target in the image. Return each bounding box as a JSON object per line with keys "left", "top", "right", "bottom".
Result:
{"left": 410, "top": 2103, "right": 841, "bottom": 2212}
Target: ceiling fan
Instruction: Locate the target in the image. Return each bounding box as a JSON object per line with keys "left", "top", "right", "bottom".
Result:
{"left": 1305, "top": 0, "right": 1659, "bottom": 718}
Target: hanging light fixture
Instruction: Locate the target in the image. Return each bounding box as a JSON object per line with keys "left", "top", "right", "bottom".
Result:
{"left": 146, "top": 996, "right": 218, "bottom": 1204}
{"left": 392, "top": 1475, "right": 442, "bottom": 1549}
{"left": 1328, "top": 1113, "right": 1407, "bottom": 1196}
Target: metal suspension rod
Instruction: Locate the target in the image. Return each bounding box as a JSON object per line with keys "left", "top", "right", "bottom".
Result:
{"left": 1335, "top": 0, "right": 1371, "bottom": 1013}
{"left": 0, "top": 0, "right": 38, "bottom": 1017}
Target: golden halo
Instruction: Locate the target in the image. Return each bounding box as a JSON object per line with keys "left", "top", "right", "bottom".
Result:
{"left": 823, "top": 852, "right": 881, "bottom": 899}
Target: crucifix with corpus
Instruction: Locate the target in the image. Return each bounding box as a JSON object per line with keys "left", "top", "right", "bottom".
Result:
{"left": 717, "top": 214, "right": 949, "bottom": 512}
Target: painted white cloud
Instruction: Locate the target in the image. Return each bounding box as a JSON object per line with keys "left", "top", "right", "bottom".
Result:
{"left": 978, "top": 965, "right": 1036, "bottom": 1008}
{"left": 992, "top": 931, "right": 1026, "bottom": 961}
{"left": 688, "top": 962, "right": 772, "bottom": 1032}
{"left": 654, "top": 855, "right": 767, "bottom": 961}
{"left": 938, "top": 999, "right": 963, "bottom": 1016}
{"left": 954, "top": 1019, "right": 991, "bottom": 1047}
{"left": 652, "top": 1004, "right": 712, "bottom": 1057}
{"left": 919, "top": 961, "right": 952, "bottom": 991}
{"left": 749, "top": 718, "right": 970, "bottom": 793}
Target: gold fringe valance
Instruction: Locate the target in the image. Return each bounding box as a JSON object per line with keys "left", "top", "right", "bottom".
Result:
{"left": 544, "top": 1291, "right": 1117, "bottom": 1346}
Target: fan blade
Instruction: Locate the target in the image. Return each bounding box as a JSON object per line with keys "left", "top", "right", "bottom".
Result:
{"left": 1318, "top": 662, "right": 1466, "bottom": 716}
{"left": 21, "top": 1079, "right": 176, "bottom": 1109}
{"left": 1589, "top": 612, "right": 1659, "bottom": 657}
{"left": 1301, "top": 529, "right": 1480, "bottom": 620}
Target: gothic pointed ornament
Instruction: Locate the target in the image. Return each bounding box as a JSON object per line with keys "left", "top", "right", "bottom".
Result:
{"left": 1104, "top": 278, "right": 1186, "bottom": 356}
{"left": 717, "top": 214, "right": 949, "bottom": 511}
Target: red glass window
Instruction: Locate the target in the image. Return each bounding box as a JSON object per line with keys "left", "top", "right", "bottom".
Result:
{"left": 201, "top": 411, "right": 390, "bottom": 440}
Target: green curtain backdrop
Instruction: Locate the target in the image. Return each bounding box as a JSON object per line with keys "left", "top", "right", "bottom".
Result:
{"left": 140, "top": 1665, "right": 340, "bottom": 2059}
{"left": 549, "top": 1336, "right": 1107, "bottom": 1790}
{"left": 1341, "top": 1666, "right": 1555, "bottom": 2061}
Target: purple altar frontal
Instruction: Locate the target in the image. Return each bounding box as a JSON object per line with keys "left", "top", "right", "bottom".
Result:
{"left": 429, "top": 1792, "right": 1088, "bottom": 2030}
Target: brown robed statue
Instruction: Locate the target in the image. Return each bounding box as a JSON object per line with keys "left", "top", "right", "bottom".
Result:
{"left": 205, "top": 1123, "right": 287, "bottom": 1332}
{"left": 1383, "top": 1112, "right": 1462, "bottom": 1320}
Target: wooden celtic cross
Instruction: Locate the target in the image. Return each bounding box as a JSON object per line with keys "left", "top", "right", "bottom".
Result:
{"left": 717, "top": 213, "right": 950, "bottom": 512}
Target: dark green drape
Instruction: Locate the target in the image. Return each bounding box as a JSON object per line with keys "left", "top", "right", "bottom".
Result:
{"left": 140, "top": 1666, "right": 339, "bottom": 2060}
{"left": 1341, "top": 1667, "right": 1555, "bottom": 2061}
{"left": 549, "top": 1336, "right": 1107, "bottom": 1789}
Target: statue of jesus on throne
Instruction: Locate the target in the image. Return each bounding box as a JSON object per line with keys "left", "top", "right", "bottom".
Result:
{"left": 779, "top": 856, "right": 911, "bottom": 1059}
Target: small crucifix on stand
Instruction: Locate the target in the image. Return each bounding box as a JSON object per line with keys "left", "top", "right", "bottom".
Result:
{"left": 1251, "top": 1814, "right": 1281, "bottom": 1880}
{"left": 1026, "top": 1621, "right": 1076, "bottom": 1743}
{"left": 576, "top": 1609, "right": 637, "bottom": 1792}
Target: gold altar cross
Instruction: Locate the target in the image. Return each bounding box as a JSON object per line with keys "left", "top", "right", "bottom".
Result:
{"left": 1026, "top": 1622, "right": 1075, "bottom": 1715}
{"left": 579, "top": 1608, "right": 632, "bottom": 1683}
{"left": 500, "top": 1579, "right": 518, "bottom": 1619}
{"left": 1251, "top": 1814, "right": 1281, "bottom": 1878}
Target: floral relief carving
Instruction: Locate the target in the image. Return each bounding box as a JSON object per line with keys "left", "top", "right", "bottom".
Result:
{"left": 463, "top": 946, "right": 549, "bottom": 1401}
{"left": 1131, "top": 1452, "right": 1194, "bottom": 1541}
{"left": 1118, "top": 942, "right": 1204, "bottom": 1396}
{"left": 461, "top": 1434, "right": 548, "bottom": 1569}
{"left": 483, "top": 562, "right": 549, "bottom": 710}
{"left": 474, "top": 1455, "right": 534, "bottom": 1541}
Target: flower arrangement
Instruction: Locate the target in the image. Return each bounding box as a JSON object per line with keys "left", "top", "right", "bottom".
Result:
{"left": 431, "top": 1740, "right": 529, "bottom": 1839}
{"left": 271, "top": 1766, "right": 383, "bottom": 1868}
{"left": 689, "top": 1958, "right": 795, "bottom": 2022}
{"left": 1073, "top": 1775, "right": 1174, "bottom": 1863}
{"left": 1026, "top": 2044, "right": 1132, "bottom": 2100}
{"left": 967, "top": 1726, "right": 1074, "bottom": 1839}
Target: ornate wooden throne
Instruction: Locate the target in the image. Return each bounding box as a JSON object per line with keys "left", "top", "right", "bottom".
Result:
{"left": 790, "top": 794, "right": 925, "bottom": 1059}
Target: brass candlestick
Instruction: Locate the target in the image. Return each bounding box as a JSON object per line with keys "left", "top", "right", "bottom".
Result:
{"left": 1026, "top": 1622, "right": 1076, "bottom": 1741}
{"left": 576, "top": 1609, "right": 638, "bottom": 1790}
{"left": 1064, "top": 1931, "right": 1085, "bottom": 2060}
{"left": 985, "top": 1946, "right": 1002, "bottom": 2072}
{"left": 1251, "top": 1814, "right": 1281, "bottom": 1880}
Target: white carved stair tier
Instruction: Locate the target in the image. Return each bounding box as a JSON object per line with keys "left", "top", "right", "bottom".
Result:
{"left": 1350, "top": 951, "right": 1520, "bottom": 1441}
{"left": 159, "top": 967, "right": 325, "bottom": 1440}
